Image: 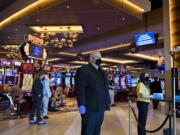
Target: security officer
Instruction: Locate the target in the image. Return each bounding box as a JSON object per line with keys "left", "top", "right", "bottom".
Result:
{"left": 75, "top": 51, "right": 111, "bottom": 135}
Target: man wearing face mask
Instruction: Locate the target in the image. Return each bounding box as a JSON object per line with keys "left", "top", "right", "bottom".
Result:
{"left": 29, "top": 70, "right": 46, "bottom": 125}
{"left": 75, "top": 51, "right": 111, "bottom": 135}
{"left": 41, "top": 74, "right": 53, "bottom": 119}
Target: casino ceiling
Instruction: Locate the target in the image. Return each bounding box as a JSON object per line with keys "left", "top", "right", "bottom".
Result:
{"left": 0, "top": 0, "right": 164, "bottom": 70}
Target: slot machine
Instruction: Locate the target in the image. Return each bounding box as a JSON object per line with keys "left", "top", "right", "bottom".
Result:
{"left": 19, "top": 63, "right": 34, "bottom": 95}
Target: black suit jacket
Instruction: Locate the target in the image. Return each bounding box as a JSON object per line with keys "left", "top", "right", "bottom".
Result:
{"left": 32, "top": 78, "right": 43, "bottom": 99}
{"left": 75, "top": 64, "right": 111, "bottom": 112}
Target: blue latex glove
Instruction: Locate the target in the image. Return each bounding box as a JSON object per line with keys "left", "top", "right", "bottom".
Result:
{"left": 152, "top": 93, "right": 164, "bottom": 100}
{"left": 79, "top": 105, "right": 86, "bottom": 115}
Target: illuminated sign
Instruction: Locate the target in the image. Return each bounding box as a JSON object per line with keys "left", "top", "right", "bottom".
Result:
{"left": 134, "top": 32, "right": 156, "bottom": 46}
{"left": 14, "top": 61, "right": 21, "bottom": 66}
{"left": 30, "top": 44, "right": 43, "bottom": 58}
{"left": 28, "top": 34, "right": 44, "bottom": 45}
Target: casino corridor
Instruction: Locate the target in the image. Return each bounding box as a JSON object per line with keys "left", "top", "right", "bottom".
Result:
{"left": 0, "top": 102, "right": 180, "bottom": 135}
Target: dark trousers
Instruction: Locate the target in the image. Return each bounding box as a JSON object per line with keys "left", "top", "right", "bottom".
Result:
{"left": 16, "top": 102, "right": 22, "bottom": 117}
{"left": 81, "top": 112, "right": 104, "bottom": 135}
{"left": 152, "top": 100, "right": 159, "bottom": 109}
{"left": 137, "top": 101, "right": 149, "bottom": 135}
{"left": 29, "top": 97, "right": 42, "bottom": 122}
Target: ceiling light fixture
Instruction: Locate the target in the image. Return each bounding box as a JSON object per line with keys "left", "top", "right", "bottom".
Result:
{"left": 124, "top": 0, "right": 145, "bottom": 12}
{"left": 102, "top": 57, "right": 138, "bottom": 64}
{"left": 127, "top": 67, "right": 144, "bottom": 70}
{"left": 103, "top": 0, "right": 149, "bottom": 19}
{"left": 126, "top": 53, "right": 159, "bottom": 61}
{"left": 69, "top": 61, "right": 88, "bottom": 65}
{"left": 1, "top": 45, "right": 21, "bottom": 59}
{"left": 0, "top": 0, "right": 65, "bottom": 29}
{"left": 82, "top": 43, "right": 131, "bottom": 55}
{"left": 47, "top": 58, "right": 61, "bottom": 62}
{"left": 30, "top": 25, "right": 83, "bottom": 48}
{"left": 30, "top": 26, "right": 83, "bottom": 33}
{"left": 58, "top": 52, "right": 77, "bottom": 57}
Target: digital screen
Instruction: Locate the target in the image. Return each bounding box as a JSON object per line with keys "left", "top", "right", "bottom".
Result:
{"left": 65, "top": 77, "right": 71, "bottom": 86}
{"left": 22, "top": 63, "right": 33, "bottom": 72}
{"left": 5, "top": 76, "right": 14, "bottom": 85}
{"left": 134, "top": 32, "right": 156, "bottom": 46}
{"left": 65, "top": 72, "right": 71, "bottom": 76}
{"left": 30, "top": 44, "right": 43, "bottom": 58}
{"left": 57, "top": 73, "right": 62, "bottom": 85}
{"left": 14, "top": 61, "right": 21, "bottom": 66}
{"left": 5, "top": 69, "right": 12, "bottom": 76}
{"left": 2, "top": 61, "right": 11, "bottom": 67}
{"left": 0, "top": 69, "right": 4, "bottom": 75}
{"left": 0, "top": 76, "right": 3, "bottom": 85}
{"left": 72, "top": 77, "right": 75, "bottom": 85}
{"left": 22, "top": 74, "right": 33, "bottom": 92}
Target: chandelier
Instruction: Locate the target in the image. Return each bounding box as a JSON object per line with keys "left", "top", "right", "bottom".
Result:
{"left": 40, "top": 32, "right": 79, "bottom": 48}
{"left": 2, "top": 45, "right": 21, "bottom": 59}
{"left": 29, "top": 26, "right": 83, "bottom": 48}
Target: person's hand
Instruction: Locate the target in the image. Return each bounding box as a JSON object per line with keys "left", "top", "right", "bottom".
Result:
{"left": 79, "top": 105, "right": 86, "bottom": 115}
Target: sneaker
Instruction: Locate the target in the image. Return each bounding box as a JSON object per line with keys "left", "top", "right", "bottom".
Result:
{"left": 43, "top": 116, "right": 49, "bottom": 119}
{"left": 37, "top": 120, "right": 46, "bottom": 125}
{"left": 29, "top": 120, "right": 36, "bottom": 124}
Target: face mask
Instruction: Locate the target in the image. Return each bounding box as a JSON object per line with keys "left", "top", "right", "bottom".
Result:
{"left": 95, "top": 59, "right": 102, "bottom": 66}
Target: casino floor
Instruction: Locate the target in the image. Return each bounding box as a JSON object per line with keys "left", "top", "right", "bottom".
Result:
{"left": 0, "top": 100, "right": 180, "bottom": 135}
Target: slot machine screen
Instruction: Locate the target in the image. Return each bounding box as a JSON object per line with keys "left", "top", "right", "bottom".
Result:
{"left": 22, "top": 74, "right": 33, "bottom": 92}
{"left": 65, "top": 77, "right": 71, "bottom": 86}
{"left": 5, "top": 69, "right": 12, "bottom": 76}
{"left": 5, "top": 76, "right": 14, "bottom": 85}
{"left": 51, "top": 73, "right": 56, "bottom": 86}
{"left": 0, "top": 76, "right": 3, "bottom": 85}
{"left": 30, "top": 44, "right": 43, "bottom": 59}
{"left": 72, "top": 77, "right": 75, "bottom": 85}
{"left": 120, "top": 77, "right": 128, "bottom": 91}
{"left": 0, "top": 68, "right": 4, "bottom": 75}
{"left": 57, "top": 73, "right": 62, "bottom": 85}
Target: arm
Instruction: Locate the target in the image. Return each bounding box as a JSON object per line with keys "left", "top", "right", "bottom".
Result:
{"left": 138, "top": 83, "right": 152, "bottom": 99}
{"left": 75, "top": 67, "right": 88, "bottom": 107}
{"left": 140, "top": 93, "right": 153, "bottom": 99}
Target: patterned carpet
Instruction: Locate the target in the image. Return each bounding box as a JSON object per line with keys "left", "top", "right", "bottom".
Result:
{"left": 0, "top": 98, "right": 78, "bottom": 121}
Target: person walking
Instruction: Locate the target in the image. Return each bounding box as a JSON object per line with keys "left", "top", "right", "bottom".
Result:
{"left": 75, "top": 51, "right": 111, "bottom": 135}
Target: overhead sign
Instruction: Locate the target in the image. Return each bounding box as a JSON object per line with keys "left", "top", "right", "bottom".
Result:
{"left": 30, "top": 44, "right": 43, "bottom": 58}
{"left": 27, "top": 34, "right": 44, "bottom": 46}
{"left": 134, "top": 32, "right": 156, "bottom": 46}
{"left": 19, "top": 41, "right": 47, "bottom": 60}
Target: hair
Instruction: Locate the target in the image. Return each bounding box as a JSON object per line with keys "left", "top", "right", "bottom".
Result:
{"left": 89, "top": 51, "right": 101, "bottom": 63}
{"left": 154, "top": 77, "right": 158, "bottom": 81}
{"left": 139, "top": 72, "right": 146, "bottom": 84}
